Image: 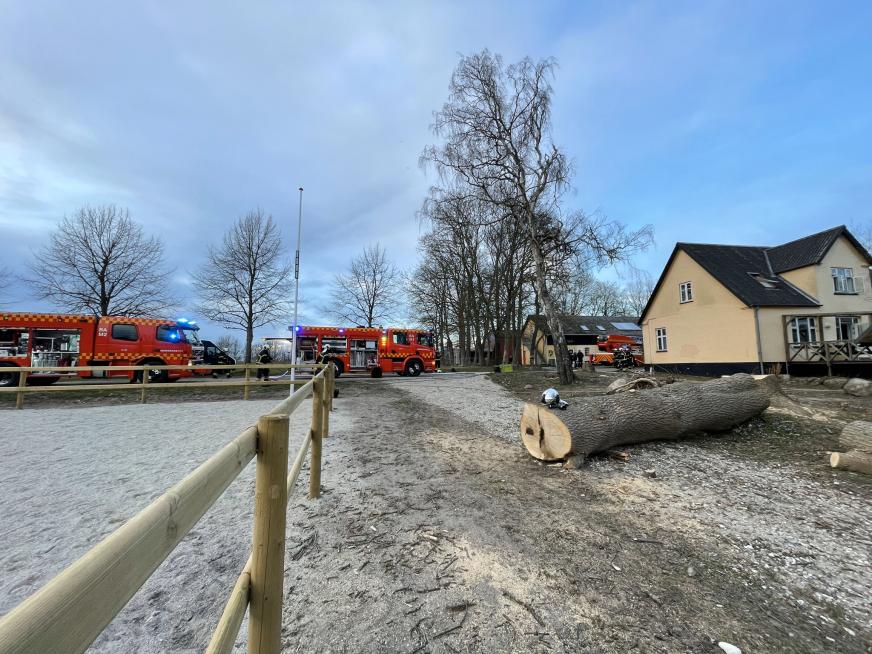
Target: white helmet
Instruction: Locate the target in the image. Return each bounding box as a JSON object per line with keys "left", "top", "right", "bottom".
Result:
{"left": 541, "top": 388, "right": 559, "bottom": 406}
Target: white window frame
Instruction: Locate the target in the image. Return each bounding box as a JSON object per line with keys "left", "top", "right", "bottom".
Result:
{"left": 831, "top": 267, "right": 855, "bottom": 294}
{"left": 679, "top": 281, "right": 693, "bottom": 303}
{"left": 835, "top": 316, "right": 860, "bottom": 341}
{"left": 789, "top": 317, "right": 818, "bottom": 344}
{"left": 655, "top": 327, "right": 667, "bottom": 352}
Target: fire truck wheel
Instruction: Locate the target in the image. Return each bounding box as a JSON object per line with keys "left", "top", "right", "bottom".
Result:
{"left": 404, "top": 360, "right": 423, "bottom": 377}
{"left": 370, "top": 367, "right": 383, "bottom": 378}
{"left": 135, "top": 360, "right": 168, "bottom": 384}
{"left": 0, "top": 365, "right": 20, "bottom": 387}
{"left": 332, "top": 360, "right": 344, "bottom": 377}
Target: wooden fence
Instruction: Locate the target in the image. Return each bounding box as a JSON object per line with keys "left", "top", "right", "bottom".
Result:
{"left": 0, "top": 364, "right": 335, "bottom": 654}
{"left": 0, "top": 363, "right": 322, "bottom": 409}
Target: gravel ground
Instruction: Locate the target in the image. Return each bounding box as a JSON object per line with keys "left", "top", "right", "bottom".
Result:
{"left": 1, "top": 372, "right": 870, "bottom": 653}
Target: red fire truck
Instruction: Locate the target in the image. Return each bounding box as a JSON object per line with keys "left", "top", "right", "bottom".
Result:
{"left": 273, "top": 325, "right": 437, "bottom": 378}
{"left": 0, "top": 312, "right": 199, "bottom": 387}
{"left": 588, "top": 334, "right": 644, "bottom": 366}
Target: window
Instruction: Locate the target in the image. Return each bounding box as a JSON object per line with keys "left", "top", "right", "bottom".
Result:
{"left": 789, "top": 317, "right": 818, "bottom": 344}
{"left": 679, "top": 281, "right": 693, "bottom": 303}
{"left": 748, "top": 272, "right": 778, "bottom": 289}
{"left": 835, "top": 316, "right": 860, "bottom": 341}
{"left": 580, "top": 325, "right": 589, "bottom": 331}
{"left": 156, "top": 325, "right": 182, "bottom": 343}
{"left": 831, "top": 267, "right": 855, "bottom": 294}
{"left": 596, "top": 325, "right": 606, "bottom": 331}
{"left": 416, "top": 333, "right": 434, "bottom": 347}
{"left": 392, "top": 332, "right": 408, "bottom": 345}
{"left": 111, "top": 324, "right": 138, "bottom": 341}
{"left": 655, "top": 327, "right": 667, "bottom": 352}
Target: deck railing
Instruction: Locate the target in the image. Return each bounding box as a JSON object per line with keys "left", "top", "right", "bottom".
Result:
{"left": 788, "top": 340, "right": 872, "bottom": 364}
{"left": 0, "top": 363, "right": 335, "bottom": 654}
{"left": 0, "top": 363, "right": 322, "bottom": 409}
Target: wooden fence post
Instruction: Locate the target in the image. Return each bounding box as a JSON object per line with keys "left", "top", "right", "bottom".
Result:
{"left": 308, "top": 376, "right": 325, "bottom": 499}
{"left": 15, "top": 368, "right": 26, "bottom": 409}
{"left": 322, "top": 364, "right": 333, "bottom": 438}
{"left": 140, "top": 366, "right": 149, "bottom": 404}
{"left": 248, "top": 414, "right": 289, "bottom": 654}
{"left": 244, "top": 366, "right": 251, "bottom": 400}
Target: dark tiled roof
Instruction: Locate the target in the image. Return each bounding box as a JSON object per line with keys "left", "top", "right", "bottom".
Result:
{"left": 525, "top": 314, "right": 641, "bottom": 336}
{"left": 679, "top": 244, "right": 819, "bottom": 308}
{"left": 766, "top": 226, "right": 845, "bottom": 273}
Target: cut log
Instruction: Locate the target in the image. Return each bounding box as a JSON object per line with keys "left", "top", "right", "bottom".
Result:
{"left": 839, "top": 421, "right": 872, "bottom": 454}
{"left": 520, "top": 373, "right": 771, "bottom": 462}
{"left": 830, "top": 450, "right": 872, "bottom": 476}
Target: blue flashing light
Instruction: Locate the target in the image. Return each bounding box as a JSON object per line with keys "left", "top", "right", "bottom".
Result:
{"left": 339, "top": 328, "right": 344, "bottom": 333}
{"left": 296, "top": 326, "right": 301, "bottom": 332}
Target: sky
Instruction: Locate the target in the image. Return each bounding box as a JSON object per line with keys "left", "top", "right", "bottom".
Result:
{"left": 1, "top": 0, "right": 871, "bottom": 343}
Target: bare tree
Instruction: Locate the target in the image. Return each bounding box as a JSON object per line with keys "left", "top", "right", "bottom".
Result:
{"left": 215, "top": 334, "right": 242, "bottom": 361}
{"left": 851, "top": 220, "right": 872, "bottom": 253}
{"left": 0, "top": 265, "right": 12, "bottom": 306}
{"left": 328, "top": 243, "right": 401, "bottom": 327}
{"left": 423, "top": 51, "right": 651, "bottom": 383}
{"left": 192, "top": 208, "right": 292, "bottom": 363}
{"left": 623, "top": 270, "right": 654, "bottom": 317}
{"left": 26, "top": 205, "right": 174, "bottom": 316}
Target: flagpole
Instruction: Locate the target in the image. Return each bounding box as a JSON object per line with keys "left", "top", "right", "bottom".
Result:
{"left": 290, "top": 187, "right": 303, "bottom": 395}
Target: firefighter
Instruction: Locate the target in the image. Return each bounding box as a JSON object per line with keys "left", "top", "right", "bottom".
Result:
{"left": 256, "top": 346, "right": 272, "bottom": 381}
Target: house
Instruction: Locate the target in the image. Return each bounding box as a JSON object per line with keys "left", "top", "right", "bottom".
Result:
{"left": 640, "top": 225, "right": 872, "bottom": 377}
{"left": 521, "top": 314, "right": 642, "bottom": 365}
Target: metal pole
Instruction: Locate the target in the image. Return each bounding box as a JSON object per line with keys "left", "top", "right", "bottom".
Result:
{"left": 290, "top": 187, "right": 303, "bottom": 395}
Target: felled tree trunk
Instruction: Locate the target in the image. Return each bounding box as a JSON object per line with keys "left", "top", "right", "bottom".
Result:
{"left": 520, "top": 374, "right": 771, "bottom": 464}
{"left": 829, "top": 421, "right": 872, "bottom": 476}
{"left": 839, "top": 421, "right": 872, "bottom": 453}
{"left": 830, "top": 451, "right": 872, "bottom": 475}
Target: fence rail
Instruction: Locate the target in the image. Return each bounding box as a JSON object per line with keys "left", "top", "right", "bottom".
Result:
{"left": 0, "top": 363, "right": 326, "bottom": 409}
{"left": 0, "top": 363, "right": 335, "bottom": 654}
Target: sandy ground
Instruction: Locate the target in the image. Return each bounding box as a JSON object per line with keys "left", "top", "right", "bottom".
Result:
{"left": 1, "top": 373, "right": 870, "bottom": 653}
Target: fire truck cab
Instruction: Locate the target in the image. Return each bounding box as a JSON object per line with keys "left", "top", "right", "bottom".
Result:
{"left": 282, "top": 326, "right": 437, "bottom": 378}
{"left": 0, "top": 313, "right": 197, "bottom": 387}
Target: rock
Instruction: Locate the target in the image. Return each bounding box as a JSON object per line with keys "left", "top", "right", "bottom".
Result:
{"left": 606, "top": 377, "right": 629, "bottom": 393}
{"left": 686, "top": 566, "right": 696, "bottom": 577}
{"left": 808, "top": 377, "right": 822, "bottom": 386}
{"left": 524, "top": 384, "right": 533, "bottom": 390}
{"left": 643, "top": 469, "right": 657, "bottom": 478}
{"left": 843, "top": 378, "right": 872, "bottom": 397}
{"left": 822, "top": 376, "right": 850, "bottom": 389}
{"left": 718, "top": 642, "right": 742, "bottom": 654}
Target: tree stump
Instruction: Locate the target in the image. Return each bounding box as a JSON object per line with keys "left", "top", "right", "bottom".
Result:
{"left": 520, "top": 373, "right": 771, "bottom": 463}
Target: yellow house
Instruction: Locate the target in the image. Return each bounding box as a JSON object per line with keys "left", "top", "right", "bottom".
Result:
{"left": 640, "top": 226, "right": 872, "bottom": 377}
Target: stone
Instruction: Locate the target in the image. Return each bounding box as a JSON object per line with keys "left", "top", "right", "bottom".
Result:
{"left": 643, "top": 469, "right": 657, "bottom": 478}
{"left": 524, "top": 384, "right": 533, "bottom": 390}
{"left": 843, "top": 378, "right": 872, "bottom": 397}
{"left": 606, "top": 377, "right": 629, "bottom": 393}
{"left": 822, "top": 377, "right": 850, "bottom": 389}
{"left": 718, "top": 643, "right": 742, "bottom": 654}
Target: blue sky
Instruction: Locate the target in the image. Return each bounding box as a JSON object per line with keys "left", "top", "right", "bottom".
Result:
{"left": 1, "top": 1, "right": 870, "bottom": 341}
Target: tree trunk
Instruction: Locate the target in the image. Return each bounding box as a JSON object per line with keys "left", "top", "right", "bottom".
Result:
{"left": 839, "top": 421, "right": 872, "bottom": 454}
{"left": 528, "top": 236, "right": 573, "bottom": 384}
{"left": 520, "top": 374, "right": 771, "bottom": 462}
{"left": 245, "top": 324, "right": 254, "bottom": 364}
{"left": 830, "top": 450, "right": 872, "bottom": 475}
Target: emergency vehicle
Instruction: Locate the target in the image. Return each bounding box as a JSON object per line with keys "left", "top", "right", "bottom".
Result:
{"left": 271, "top": 325, "right": 437, "bottom": 378}
{"left": 0, "top": 312, "right": 199, "bottom": 387}
{"left": 588, "top": 334, "right": 644, "bottom": 366}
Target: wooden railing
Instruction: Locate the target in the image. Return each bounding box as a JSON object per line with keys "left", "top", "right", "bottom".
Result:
{"left": 0, "top": 363, "right": 322, "bottom": 409}
{"left": 788, "top": 340, "right": 872, "bottom": 364}
{"left": 0, "top": 363, "right": 335, "bottom": 654}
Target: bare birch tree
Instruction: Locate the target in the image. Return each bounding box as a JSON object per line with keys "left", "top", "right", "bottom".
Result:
{"left": 328, "top": 243, "right": 400, "bottom": 327}
{"left": 215, "top": 334, "right": 243, "bottom": 361}
{"left": 192, "top": 208, "right": 292, "bottom": 363}
{"left": 623, "top": 270, "right": 655, "bottom": 317}
{"left": 26, "top": 205, "right": 175, "bottom": 316}
{"left": 422, "top": 51, "right": 651, "bottom": 383}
